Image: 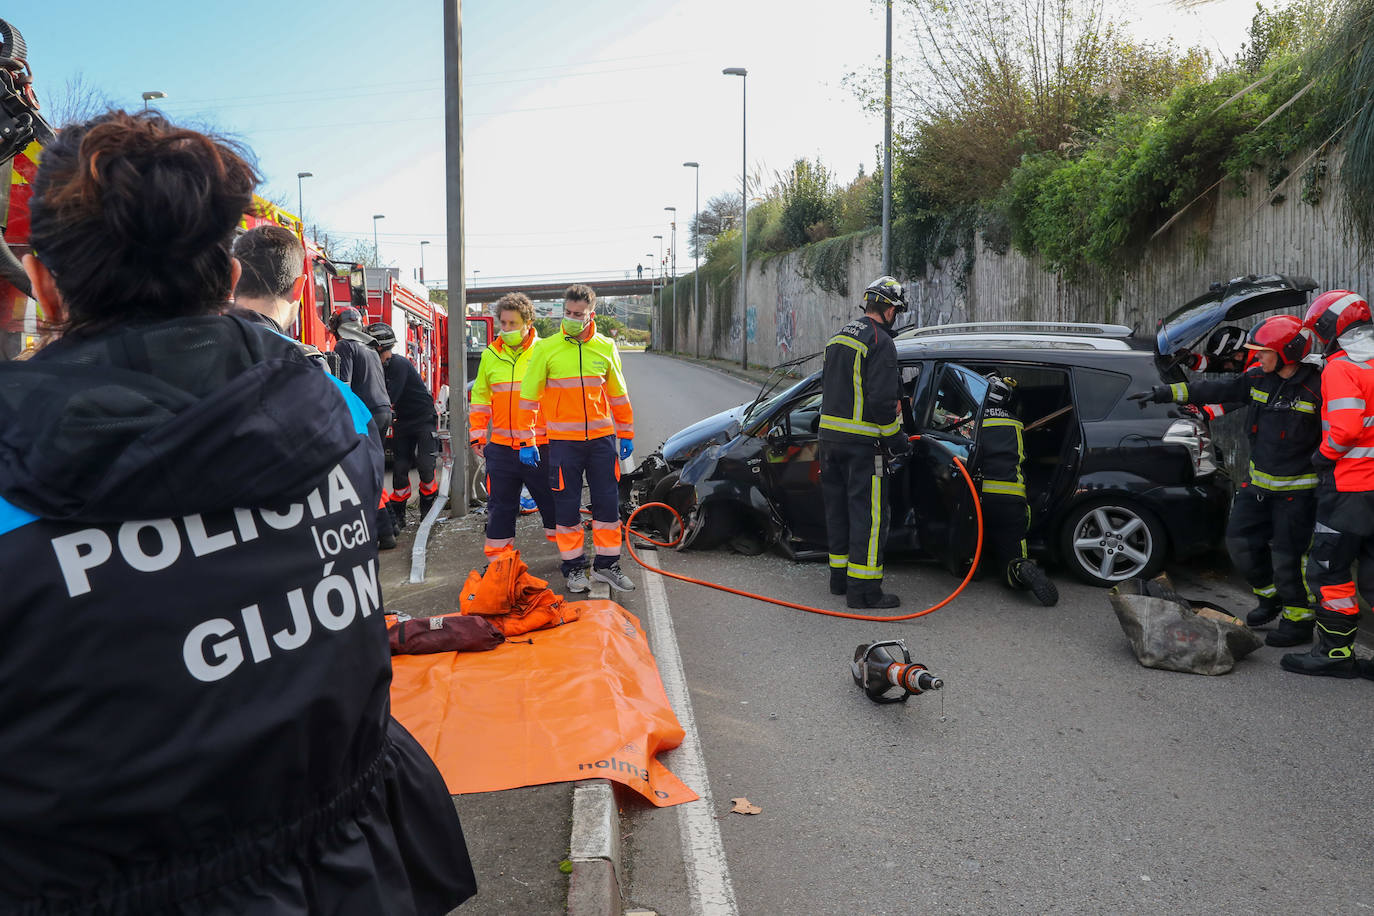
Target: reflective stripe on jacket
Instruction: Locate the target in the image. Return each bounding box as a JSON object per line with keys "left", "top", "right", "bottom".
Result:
{"left": 1320, "top": 335, "right": 1374, "bottom": 491}
{"left": 470, "top": 331, "right": 547, "bottom": 447}
{"left": 517, "top": 321, "right": 633, "bottom": 442}
{"left": 818, "top": 315, "right": 904, "bottom": 447}
{"left": 977, "top": 408, "right": 1027, "bottom": 498}
{"left": 1169, "top": 363, "right": 1322, "bottom": 491}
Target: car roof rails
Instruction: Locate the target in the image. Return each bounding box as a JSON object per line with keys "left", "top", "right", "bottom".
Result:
{"left": 899, "top": 321, "right": 1133, "bottom": 339}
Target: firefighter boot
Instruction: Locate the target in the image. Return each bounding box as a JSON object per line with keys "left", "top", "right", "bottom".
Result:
{"left": 1265, "top": 613, "right": 1315, "bottom": 647}
{"left": 389, "top": 500, "right": 409, "bottom": 532}
{"left": 830, "top": 567, "right": 848, "bottom": 596}
{"left": 1244, "top": 594, "right": 1282, "bottom": 628}
{"left": 846, "top": 578, "right": 900, "bottom": 609}
{"left": 1011, "top": 558, "right": 1058, "bottom": 607}
{"left": 1280, "top": 609, "right": 1359, "bottom": 678}
{"left": 419, "top": 491, "right": 437, "bottom": 519}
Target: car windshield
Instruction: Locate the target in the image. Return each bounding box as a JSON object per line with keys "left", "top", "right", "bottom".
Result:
{"left": 741, "top": 352, "right": 822, "bottom": 426}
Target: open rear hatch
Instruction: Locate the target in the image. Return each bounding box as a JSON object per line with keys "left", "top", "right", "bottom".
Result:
{"left": 1154, "top": 274, "right": 1318, "bottom": 371}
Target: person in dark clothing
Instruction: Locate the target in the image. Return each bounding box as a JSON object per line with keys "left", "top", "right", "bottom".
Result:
{"left": 227, "top": 225, "right": 331, "bottom": 368}
{"left": 1132, "top": 314, "right": 1322, "bottom": 647}
{"left": 819, "top": 276, "right": 911, "bottom": 609}
{"left": 370, "top": 320, "right": 441, "bottom": 529}
{"left": 974, "top": 374, "right": 1059, "bottom": 606}
{"left": 326, "top": 306, "right": 397, "bottom": 548}
{"left": 0, "top": 110, "right": 475, "bottom": 915}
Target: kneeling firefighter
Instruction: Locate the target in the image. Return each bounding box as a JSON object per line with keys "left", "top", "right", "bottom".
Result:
{"left": 1131, "top": 315, "right": 1322, "bottom": 647}
{"left": 974, "top": 374, "right": 1058, "bottom": 606}
{"left": 819, "top": 276, "right": 911, "bottom": 609}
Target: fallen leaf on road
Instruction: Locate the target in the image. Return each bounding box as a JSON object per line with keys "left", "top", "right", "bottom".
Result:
{"left": 730, "top": 797, "right": 762, "bottom": 815}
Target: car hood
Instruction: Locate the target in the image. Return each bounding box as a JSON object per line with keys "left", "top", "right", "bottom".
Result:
{"left": 1155, "top": 274, "right": 1318, "bottom": 363}
{"left": 661, "top": 404, "right": 746, "bottom": 463}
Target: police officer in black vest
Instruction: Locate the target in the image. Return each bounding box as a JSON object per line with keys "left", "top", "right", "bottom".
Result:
{"left": 820, "top": 276, "right": 911, "bottom": 609}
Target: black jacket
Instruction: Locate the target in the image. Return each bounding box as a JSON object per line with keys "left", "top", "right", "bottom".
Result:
{"left": 0, "top": 315, "right": 474, "bottom": 914}
{"left": 333, "top": 336, "right": 393, "bottom": 433}
{"left": 976, "top": 406, "right": 1027, "bottom": 498}
{"left": 384, "top": 352, "right": 438, "bottom": 432}
{"left": 818, "top": 315, "right": 906, "bottom": 451}
{"left": 1172, "top": 363, "right": 1321, "bottom": 490}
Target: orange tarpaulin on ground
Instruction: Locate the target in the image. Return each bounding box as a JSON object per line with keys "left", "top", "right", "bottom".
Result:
{"left": 389, "top": 599, "right": 698, "bottom": 807}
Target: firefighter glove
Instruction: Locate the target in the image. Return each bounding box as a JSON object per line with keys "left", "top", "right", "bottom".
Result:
{"left": 469, "top": 437, "right": 485, "bottom": 452}
{"left": 618, "top": 437, "right": 635, "bottom": 460}
{"left": 519, "top": 445, "right": 540, "bottom": 467}
{"left": 1127, "top": 386, "right": 1171, "bottom": 408}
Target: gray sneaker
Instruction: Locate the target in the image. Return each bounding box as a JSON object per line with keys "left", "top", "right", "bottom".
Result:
{"left": 592, "top": 564, "right": 636, "bottom": 592}
{"left": 564, "top": 568, "right": 591, "bottom": 594}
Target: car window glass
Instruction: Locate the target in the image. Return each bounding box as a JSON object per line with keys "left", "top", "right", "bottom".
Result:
{"left": 783, "top": 392, "right": 824, "bottom": 438}
{"left": 926, "top": 365, "right": 988, "bottom": 438}
{"left": 1074, "top": 367, "right": 1131, "bottom": 420}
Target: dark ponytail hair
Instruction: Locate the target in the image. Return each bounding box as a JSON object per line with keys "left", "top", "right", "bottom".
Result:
{"left": 28, "top": 110, "right": 259, "bottom": 337}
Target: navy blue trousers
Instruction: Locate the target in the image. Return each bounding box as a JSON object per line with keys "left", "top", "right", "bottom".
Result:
{"left": 483, "top": 443, "right": 556, "bottom": 556}
{"left": 548, "top": 436, "right": 622, "bottom": 574}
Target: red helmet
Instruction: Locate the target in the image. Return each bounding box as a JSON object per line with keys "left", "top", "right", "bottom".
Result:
{"left": 1304, "top": 289, "right": 1370, "bottom": 351}
{"left": 1244, "top": 314, "right": 1310, "bottom": 366}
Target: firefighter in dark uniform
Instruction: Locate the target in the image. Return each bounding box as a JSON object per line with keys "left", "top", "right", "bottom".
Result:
{"left": 327, "top": 306, "right": 397, "bottom": 548}
{"left": 1286, "top": 290, "right": 1374, "bottom": 677}
{"left": 370, "top": 321, "right": 441, "bottom": 529}
{"left": 975, "top": 374, "right": 1058, "bottom": 606}
{"left": 820, "top": 276, "right": 911, "bottom": 609}
{"left": 1132, "top": 314, "right": 1322, "bottom": 646}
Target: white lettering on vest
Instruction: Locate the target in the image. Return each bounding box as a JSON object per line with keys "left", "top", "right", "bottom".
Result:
{"left": 50, "top": 529, "right": 113, "bottom": 597}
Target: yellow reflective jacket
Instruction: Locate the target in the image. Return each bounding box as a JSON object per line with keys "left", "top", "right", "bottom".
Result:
{"left": 517, "top": 321, "right": 633, "bottom": 442}
{"left": 470, "top": 331, "right": 546, "bottom": 447}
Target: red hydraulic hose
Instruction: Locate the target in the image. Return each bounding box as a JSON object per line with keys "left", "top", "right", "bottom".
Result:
{"left": 619, "top": 439, "right": 983, "bottom": 621}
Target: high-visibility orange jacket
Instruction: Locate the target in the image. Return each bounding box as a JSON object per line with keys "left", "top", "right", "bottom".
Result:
{"left": 469, "top": 330, "right": 547, "bottom": 447}
{"left": 1319, "top": 330, "right": 1374, "bottom": 491}
{"left": 517, "top": 321, "right": 634, "bottom": 441}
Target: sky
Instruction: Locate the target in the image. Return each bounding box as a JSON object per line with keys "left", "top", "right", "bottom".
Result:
{"left": 19, "top": 0, "right": 1263, "bottom": 291}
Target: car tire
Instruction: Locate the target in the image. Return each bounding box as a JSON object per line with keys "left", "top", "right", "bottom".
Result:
{"left": 1057, "top": 497, "right": 1167, "bottom": 587}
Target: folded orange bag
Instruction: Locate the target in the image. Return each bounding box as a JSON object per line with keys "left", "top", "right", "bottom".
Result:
{"left": 458, "top": 549, "right": 580, "bottom": 637}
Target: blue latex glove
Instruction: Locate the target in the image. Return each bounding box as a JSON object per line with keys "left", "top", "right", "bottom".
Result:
{"left": 519, "top": 445, "right": 540, "bottom": 467}
{"left": 618, "top": 437, "right": 634, "bottom": 460}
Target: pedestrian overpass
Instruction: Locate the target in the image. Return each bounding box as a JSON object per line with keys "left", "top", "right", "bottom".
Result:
{"left": 460, "top": 275, "right": 659, "bottom": 305}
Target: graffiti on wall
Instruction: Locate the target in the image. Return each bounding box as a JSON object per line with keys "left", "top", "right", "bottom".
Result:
{"left": 775, "top": 289, "right": 797, "bottom": 356}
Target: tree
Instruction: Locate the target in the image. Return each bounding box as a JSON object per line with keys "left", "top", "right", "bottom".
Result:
{"left": 688, "top": 192, "right": 743, "bottom": 257}
{"left": 41, "top": 73, "right": 113, "bottom": 128}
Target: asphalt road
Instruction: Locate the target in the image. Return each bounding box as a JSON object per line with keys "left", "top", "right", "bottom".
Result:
{"left": 614, "top": 350, "right": 1374, "bottom": 916}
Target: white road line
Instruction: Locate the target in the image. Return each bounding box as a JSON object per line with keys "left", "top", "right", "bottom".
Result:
{"left": 640, "top": 549, "right": 739, "bottom": 916}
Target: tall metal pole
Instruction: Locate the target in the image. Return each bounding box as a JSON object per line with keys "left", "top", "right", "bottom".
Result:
{"left": 882, "top": 0, "right": 893, "bottom": 276}
{"left": 723, "top": 68, "right": 748, "bottom": 370}
{"left": 419, "top": 239, "right": 429, "bottom": 284}
{"left": 653, "top": 234, "right": 664, "bottom": 349}
{"left": 443, "top": 0, "right": 468, "bottom": 517}
{"left": 684, "top": 162, "right": 700, "bottom": 359}
{"left": 665, "top": 206, "right": 677, "bottom": 354}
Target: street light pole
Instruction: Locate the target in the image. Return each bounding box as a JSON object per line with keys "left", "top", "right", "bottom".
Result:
{"left": 371, "top": 214, "right": 385, "bottom": 265}
{"left": 723, "top": 67, "right": 748, "bottom": 370}
{"left": 296, "top": 171, "right": 312, "bottom": 228}
{"left": 443, "top": 0, "right": 468, "bottom": 518}
{"left": 683, "top": 162, "right": 700, "bottom": 358}
{"left": 652, "top": 234, "right": 664, "bottom": 350}
{"left": 664, "top": 206, "right": 676, "bottom": 354}
{"left": 419, "top": 240, "right": 430, "bottom": 284}
{"left": 141, "top": 90, "right": 166, "bottom": 111}
{"left": 882, "top": 0, "right": 893, "bottom": 276}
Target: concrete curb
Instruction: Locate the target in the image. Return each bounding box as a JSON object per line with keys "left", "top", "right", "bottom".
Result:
{"left": 567, "top": 779, "right": 621, "bottom": 916}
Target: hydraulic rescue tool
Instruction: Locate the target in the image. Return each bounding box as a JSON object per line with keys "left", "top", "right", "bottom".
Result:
{"left": 851, "top": 640, "right": 943, "bottom": 703}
